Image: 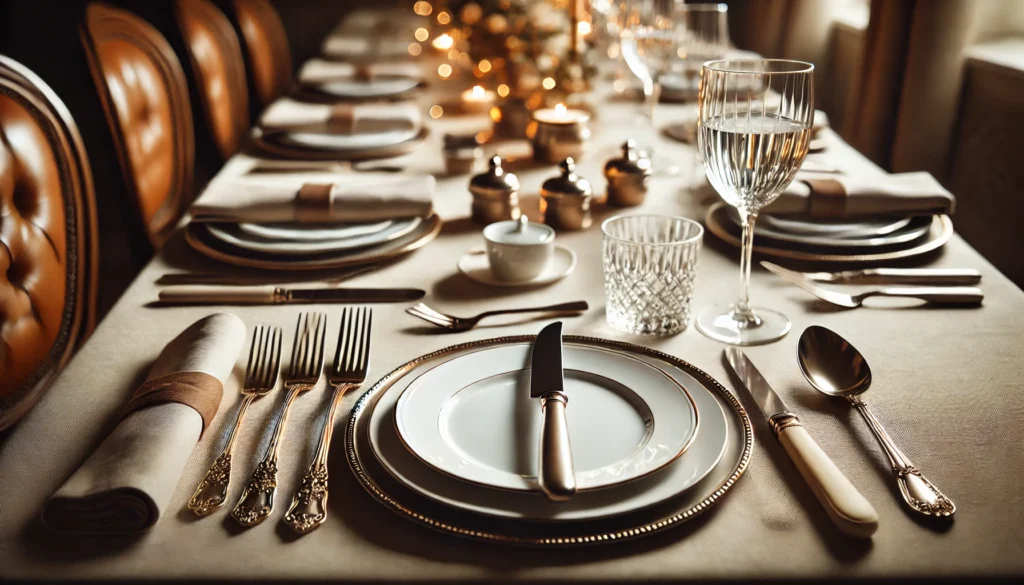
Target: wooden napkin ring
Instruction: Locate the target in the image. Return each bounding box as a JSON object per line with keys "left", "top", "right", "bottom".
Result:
{"left": 295, "top": 183, "right": 335, "bottom": 222}
{"left": 803, "top": 178, "right": 847, "bottom": 218}
{"left": 121, "top": 372, "right": 223, "bottom": 436}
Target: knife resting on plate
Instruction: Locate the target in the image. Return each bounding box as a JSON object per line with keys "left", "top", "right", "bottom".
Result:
{"left": 158, "top": 285, "right": 424, "bottom": 305}
{"left": 725, "top": 347, "right": 879, "bottom": 538}
{"left": 530, "top": 321, "right": 576, "bottom": 501}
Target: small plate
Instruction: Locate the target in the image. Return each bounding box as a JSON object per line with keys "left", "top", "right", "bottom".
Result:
{"left": 394, "top": 344, "right": 698, "bottom": 492}
{"left": 458, "top": 246, "right": 576, "bottom": 287}
{"left": 205, "top": 217, "right": 421, "bottom": 256}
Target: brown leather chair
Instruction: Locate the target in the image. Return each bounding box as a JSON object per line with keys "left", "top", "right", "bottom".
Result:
{"left": 0, "top": 55, "right": 99, "bottom": 430}
{"left": 80, "top": 2, "right": 195, "bottom": 249}
{"left": 228, "top": 0, "right": 292, "bottom": 112}
{"left": 173, "top": 0, "right": 249, "bottom": 161}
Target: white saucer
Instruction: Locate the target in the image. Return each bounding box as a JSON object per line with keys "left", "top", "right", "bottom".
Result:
{"left": 458, "top": 246, "right": 576, "bottom": 287}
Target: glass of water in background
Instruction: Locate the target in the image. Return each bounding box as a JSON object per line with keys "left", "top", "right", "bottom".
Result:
{"left": 602, "top": 215, "right": 704, "bottom": 335}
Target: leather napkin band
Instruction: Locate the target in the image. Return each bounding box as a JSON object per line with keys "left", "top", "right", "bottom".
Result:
{"left": 803, "top": 178, "right": 846, "bottom": 219}
{"left": 295, "top": 183, "right": 335, "bottom": 222}
{"left": 326, "top": 105, "right": 356, "bottom": 133}
{"left": 120, "top": 372, "right": 223, "bottom": 436}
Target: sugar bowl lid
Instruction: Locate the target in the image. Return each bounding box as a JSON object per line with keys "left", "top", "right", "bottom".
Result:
{"left": 604, "top": 139, "right": 652, "bottom": 177}
{"left": 541, "top": 157, "right": 592, "bottom": 198}
{"left": 470, "top": 155, "right": 520, "bottom": 194}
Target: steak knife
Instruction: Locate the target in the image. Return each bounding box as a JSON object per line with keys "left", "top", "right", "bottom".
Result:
{"left": 530, "top": 321, "right": 576, "bottom": 501}
{"left": 725, "top": 347, "right": 879, "bottom": 538}
{"left": 158, "top": 285, "right": 424, "bottom": 305}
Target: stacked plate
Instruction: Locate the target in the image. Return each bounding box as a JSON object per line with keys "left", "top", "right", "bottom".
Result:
{"left": 346, "top": 335, "right": 752, "bottom": 545}
{"left": 705, "top": 203, "right": 954, "bottom": 265}
{"left": 186, "top": 215, "right": 441, "bottom": 271}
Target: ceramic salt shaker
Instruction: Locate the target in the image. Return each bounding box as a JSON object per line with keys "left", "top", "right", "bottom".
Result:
{"left": 469, "top": 156, "right": 521, "bottom": 224}
{"left": 540, "top": 157, "right": 593, "bottom": 230}
{"left": 604, "top": 139, "right": 652, "bottom": 207}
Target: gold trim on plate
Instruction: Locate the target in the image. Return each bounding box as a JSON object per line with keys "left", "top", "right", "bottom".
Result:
{"left": 704, "top": 202, "right": 954, "bottom": 265}
{"left": 346, "top": 335, "right": 752, "bottom": 546}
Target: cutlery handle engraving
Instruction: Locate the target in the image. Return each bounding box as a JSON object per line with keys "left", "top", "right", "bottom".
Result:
{"left": 538, "top": 393, "right": 576, "bottom": 502}
{"left": 771, "top": 414, "right": 879, "bottom": 538}
{"left": 866, "top": 268, "right": 981, "bottom": 285}
{"left": 871, "top": 286, "right": 984, "bottom": 305}
{"left": 849, "top": 399, "right": 955, "bottom": 517}
{"left": 188, "top": 394, "right": 256, "bottom": 516}
{"left": 160, "top": 285, "right": 282, "bottom": 305}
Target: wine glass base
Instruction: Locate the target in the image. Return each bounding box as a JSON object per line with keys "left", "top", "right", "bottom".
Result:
{"left": 695, "top": 305, "right": 791, "bottom": 346}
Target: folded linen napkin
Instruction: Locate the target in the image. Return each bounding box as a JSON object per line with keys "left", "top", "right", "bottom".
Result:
{"left": 42, "top": 314, "right": 246, "bottom": 534}
{"left": 190, "top": 172, "right": 435, "bottom": 224}
{"left": 321, "top": 36, "right": 410, "bottom": 59}
{"left": 259, "top": 99, "right": 422, "bottom": 135}
{"left": 764, "top": 172, "right": 956, "bottom": 218}
{"left": 298, "top": 58, "right": 422, "bottom": 85}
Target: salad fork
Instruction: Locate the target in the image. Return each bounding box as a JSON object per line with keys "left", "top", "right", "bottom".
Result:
{"left": 406, "top": 301, "right": 588, "bottom": 332}
{"left": 231, "top": 313, "right": 327, "bottom": 527}
{"left": 187, "top": 325, "right": 282, "bottom": 517}
{"left": 284, "top": 307, "right": 373, "bottom": 534}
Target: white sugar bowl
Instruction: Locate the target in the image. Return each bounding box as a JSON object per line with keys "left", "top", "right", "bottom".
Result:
{"left": 482, "top": 217, "right": 556, "bottom": 282}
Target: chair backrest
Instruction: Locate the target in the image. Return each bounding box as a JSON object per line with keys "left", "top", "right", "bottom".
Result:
{"left": 0, "top": 55, "right": 99, "bottom": 430}
{"left": 231, "top": 0, "right": 291, "bottom": 109}
{"left": 80, "top": 2, "right": 194, "bottom": 248}
{"left": 174, "top": 0, "right": 249, "bottom": 160}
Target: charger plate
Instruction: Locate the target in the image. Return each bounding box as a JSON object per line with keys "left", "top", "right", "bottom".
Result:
{"left": 185, "top": 213, "right": 441, "bottom": 271}
{"left": 346, "top": 335, "right": 752, "bottom": 546}
{"left": 705, "top": 202, "right": 953, "bottom": 265}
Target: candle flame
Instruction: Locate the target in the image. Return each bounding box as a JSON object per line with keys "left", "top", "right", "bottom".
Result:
{"left": 555, "top": 103, "right": 567, "bottom": 116}
{"left": 472, "top": 85, "right": 485, "bottom": 98}
{"left": 433, "top": 33, "right": 454, "bottom": 50}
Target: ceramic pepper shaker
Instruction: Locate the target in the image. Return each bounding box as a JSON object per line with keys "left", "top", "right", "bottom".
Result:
{"left": 604, "top": 139, "right": 652, "bottom": 207}
{"left": 468, "top": 156, "right": 521, "bottom": 224}
{"left": 540, "top": 157, "right": 593, "bottom": 230}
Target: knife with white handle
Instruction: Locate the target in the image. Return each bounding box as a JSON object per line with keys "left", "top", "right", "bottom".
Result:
{"left": 725, "top": 348, "right": 879, "bottom": 538}
{"left": 158, "top": 285, "right": 424, "bottom": 305}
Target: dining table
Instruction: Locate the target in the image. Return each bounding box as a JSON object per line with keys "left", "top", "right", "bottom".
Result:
{"left": 1, "top": 41, "right": 1023, "bottom": 584}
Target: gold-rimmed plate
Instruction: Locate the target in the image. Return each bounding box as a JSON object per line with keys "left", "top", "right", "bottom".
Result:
{"left": 346, "top": 335, "right": 752, "bottom": 545}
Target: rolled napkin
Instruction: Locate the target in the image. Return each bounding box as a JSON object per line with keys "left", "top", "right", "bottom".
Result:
{"left": 190, "top": 172, "right": 435, "bottom": 224}
{"left": 259, "top": 98, "right": 422, "bottom": 135}
{"left": 298, "top": 58, "right": 422, "bottom": 85}
{"left": 42, "top": 313, "right": 246, "bottom": 534}
{"left": 764, "top": 172, "right": 956, "bottom": 219}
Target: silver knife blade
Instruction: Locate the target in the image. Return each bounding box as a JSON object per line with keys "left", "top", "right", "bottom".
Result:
{"left": 530, "top": 322, "right": 564, "bottom": 398}
{"left": 724, "top": 347, "right": 792, "bottom": 419}
{"left": 287, "top": 287, "right": 424, "bottom": 303}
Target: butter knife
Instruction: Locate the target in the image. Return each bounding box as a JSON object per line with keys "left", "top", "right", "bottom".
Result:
{"left": 530, "top": 321, "right": 576, "bottom": 501}
{"left": 761, "top": 261, "right": 981, "bottom": 286}
{"left": 725, "top": 348, "right": 879, "bottom": 538}
{"left": 158, "top": 285, "right": 424, "bottom": 305}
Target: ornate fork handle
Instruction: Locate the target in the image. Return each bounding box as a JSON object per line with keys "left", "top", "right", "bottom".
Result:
{"left": 231, "top": 387, "right": 303, "bottom": 526}
{"left": 284, "top": 383, "right": 352, "bottom": 533}
{"left": 188, "top": 394, "right": 256, "bottom": 517}
{"left": 849, "top": 397, "right": 955, "bottom": 517}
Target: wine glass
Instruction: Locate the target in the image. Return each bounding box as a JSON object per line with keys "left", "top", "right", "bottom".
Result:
{"left": 619, "top": 0, "right": 680, "bottom": 173}
{"left": 695, "top": 59, "right": 814, "bottom": 345}
{"left": 674, "top": 3, "right": 730, "bottom": 94}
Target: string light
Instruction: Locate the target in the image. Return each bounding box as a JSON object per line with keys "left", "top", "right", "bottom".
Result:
{"left": 577, "top": 21, "right": 592, "bottom": 36}
{"left": 408, "top": 43, "right": 422, "bottom": 57}
{"left": 437, "top": 64, "right": 453, "bottom": 78}
{"left": 429, "top": 105, "right": 444, "bottom": 119}
{"left": 437, "top": 11, "right": 451, "bottom": 25}
{"left": 414, "top": 27, "right": 429, "bottom": 42}
{"left": 432, "top": 33, "right": 454, "bottom": 50}
{"left": 478, "top": 59, "right": 492, "bottom": 73}
{"left": 542, "top": 77, "right": 556, "bottom": 90}
{"left": 413, "top": 1, "right": 432, "bottom": 16}
{"left": 497, "top": 84, "right": 510, "bottom": 97}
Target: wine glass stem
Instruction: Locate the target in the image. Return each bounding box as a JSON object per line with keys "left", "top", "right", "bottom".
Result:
{"left": 643, "top": 79, "right": 661, "bottom": 126}
{"left": 736, "top": 213, "right": 758, "bottom": 321}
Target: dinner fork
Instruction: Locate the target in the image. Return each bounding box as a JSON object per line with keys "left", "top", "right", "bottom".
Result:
{"left": 284, "top": 307, "right": 372, "bottom": 534}
{"left": 405, "top": 301, "right": 588, "bottom": 332}
{"left": 187, "top": 325, "right": 282, "bottom": 517}
{"left": 231, "top": 313, "right": 327, "bottom": 527}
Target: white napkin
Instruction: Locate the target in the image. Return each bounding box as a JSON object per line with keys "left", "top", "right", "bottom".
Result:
{"left": 42, "top": 313, "right": 246, "bottom": 534}
{"left": 259, "top": 98, "right": 422, "bottom": 135}
{"left": 321, "top": 36, "right": 410, "bottom": 59}
{"left": 298, "top": 58, "right": 422, "bottom": 85}
{"left": 765, "top": 172, "right": 956, "bottom": 218}
{"left": 190, "top": 172, "right": 435, "bottom": 224}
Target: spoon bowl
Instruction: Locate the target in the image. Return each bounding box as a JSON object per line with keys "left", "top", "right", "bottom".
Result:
{"left": 797, "top": 325, "right": 872, "bottom": 398}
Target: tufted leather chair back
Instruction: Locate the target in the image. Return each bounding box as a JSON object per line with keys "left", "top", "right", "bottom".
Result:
{"left": 174, "top": 0, "right": 249, "bottom": 160}
{"left": 231, "top": 0, "right": 292, "bottom": 109}
{"left": 0, "top": 55, "right": 99, "bottom": 430}
{"left": 81, "top": 2, "right": 195, "bottom": 248}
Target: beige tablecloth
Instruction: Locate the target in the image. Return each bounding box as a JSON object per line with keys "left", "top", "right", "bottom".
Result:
{"left": 1, "top": 78, "right": 1023, "bottom": 581}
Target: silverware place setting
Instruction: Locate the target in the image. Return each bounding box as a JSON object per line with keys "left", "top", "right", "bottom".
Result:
{"left": 405, "top": 300, "right": 589, "bottom": 332}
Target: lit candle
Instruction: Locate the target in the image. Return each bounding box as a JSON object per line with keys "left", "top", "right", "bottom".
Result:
{"left": 531, "top": 103, "right": 591, "bottom": 164}
{"left": 461, "top": 85, "right": 497, "bottom": 114}
{"left": 432, "top": 33, "right": 454, "bottom": 51}
{"left": 532, "top": 103, "right": 588, "bottom": 125}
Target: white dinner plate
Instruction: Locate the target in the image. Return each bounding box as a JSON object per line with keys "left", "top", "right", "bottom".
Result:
{"left": 727, "top": 210, "right": 932, "bottom": 248}
{"left": 205, "top": 217, "right": 421, "bottom": 256}
{"left": 759, "top": 214, "right": 913, "bottom": 237}
{"left": 313, "top": 77, "right": 422, "bottom": 99}
{"left": 457, "top": 246, "right": 576, "bottom": 288}
{"left": 237, "top": 220, "right": 394, "bottom": 242}
{"left": 280, "top": 127, "right": 420, "bottom": 151}
{"left": 364, "top": 341, "right": 729, "bottom": 522}
{"left": 395, "top": 344, "right": 698, "bottom": 492}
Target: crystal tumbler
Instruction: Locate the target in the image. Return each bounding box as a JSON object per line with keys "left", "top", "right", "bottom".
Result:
{"left": 602, "top": 214, "right": 704, "bottom": 335}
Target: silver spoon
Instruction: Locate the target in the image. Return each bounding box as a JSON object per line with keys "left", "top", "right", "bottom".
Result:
{"left": 797, "top": 326, "right": 955, "bottom": 518}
